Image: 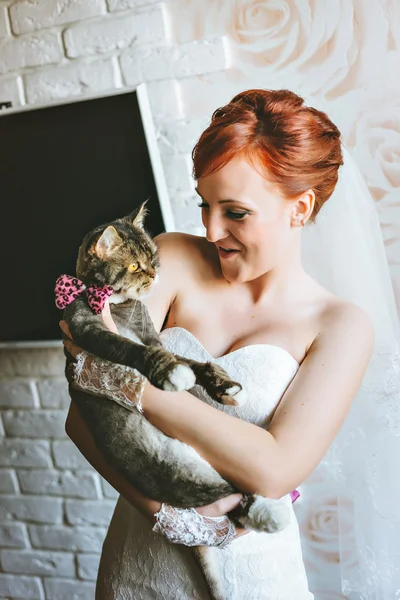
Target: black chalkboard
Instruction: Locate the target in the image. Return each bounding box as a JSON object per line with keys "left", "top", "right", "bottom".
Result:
{"left": 0, "top": 89, "right": 168, "bottom": 342}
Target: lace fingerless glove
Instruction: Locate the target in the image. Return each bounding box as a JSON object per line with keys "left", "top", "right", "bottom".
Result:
{"left": 71, "top": 350, "right": 146, "bottom": 413}
{"left": 152, "top": 503, "right": 237, "bottom": 548}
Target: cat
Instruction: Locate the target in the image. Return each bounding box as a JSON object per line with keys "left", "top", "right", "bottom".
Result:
{"left": 60, "top": 204, "right": 291, "bottom": 600}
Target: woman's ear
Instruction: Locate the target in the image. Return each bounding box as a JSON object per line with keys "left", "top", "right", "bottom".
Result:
{"left": 290, "top": 190, "right": 315, "bottom": 227}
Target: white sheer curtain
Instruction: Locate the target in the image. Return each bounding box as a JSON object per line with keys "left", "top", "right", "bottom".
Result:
{"left": 301, "top": 147, "right": 400, "bottom": 598}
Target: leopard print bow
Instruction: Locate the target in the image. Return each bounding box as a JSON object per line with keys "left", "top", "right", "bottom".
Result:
{"left": 55, "top": 274, "right": 113, "bottom": 315}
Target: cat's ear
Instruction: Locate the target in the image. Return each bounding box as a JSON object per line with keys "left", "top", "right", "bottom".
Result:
{"left": 95, "top": 226, "right": 123, "bottom": 258}
{"left": 126, "top": 201, "right": 148, "bottom": 229}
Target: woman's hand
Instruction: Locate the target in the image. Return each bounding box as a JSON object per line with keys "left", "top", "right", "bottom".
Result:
{"left": 59, "top": 301, "right": 119, "bottom": 358}
{"left": 59, "top": 320, "right": 82, "bottom": 358}
{"left": 195, "top": 493, "right": 249, "bottom": 539}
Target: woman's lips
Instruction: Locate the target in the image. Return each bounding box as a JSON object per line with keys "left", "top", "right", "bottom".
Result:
{"left": 217, "top": 247, "right": 240, "bottom": 259}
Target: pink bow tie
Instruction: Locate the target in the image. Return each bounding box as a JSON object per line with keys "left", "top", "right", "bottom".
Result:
{"left": 55, "top": 274, "right": 113, "bottom": 315}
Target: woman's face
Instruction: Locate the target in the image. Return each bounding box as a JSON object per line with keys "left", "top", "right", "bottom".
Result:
{"left": 196, "top": 155, "right": 302, "bottom": 284}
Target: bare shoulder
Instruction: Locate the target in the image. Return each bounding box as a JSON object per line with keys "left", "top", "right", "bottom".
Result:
{"left": 310, "top": 296, "right": 375, "bottom": 366}
{"left": 155, "top": 231, "right": 204, "bottom": 256}
{"left": 154, "top": 231, "right": 216, "bottom": 278}
{"left": 143, "top": 232, "right": 213, "bottom": 331}
{"left": 321, "top": 299, "right": 374, "bottom": 346}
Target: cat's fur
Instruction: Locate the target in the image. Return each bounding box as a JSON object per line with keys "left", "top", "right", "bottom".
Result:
{"left": 64, "top": 206, "right": 243, "bottom": 404}
{"left": 63, "top": 205, "right": 291, "bottom": 600}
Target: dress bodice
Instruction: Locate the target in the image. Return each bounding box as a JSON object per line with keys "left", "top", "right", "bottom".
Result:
{"left": 160, "top": 326, "right": 300, "bottom": 428}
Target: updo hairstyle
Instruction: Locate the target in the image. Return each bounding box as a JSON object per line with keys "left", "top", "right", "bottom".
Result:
{"left": 192, "top": 89, "right": 343, "bottom": 222}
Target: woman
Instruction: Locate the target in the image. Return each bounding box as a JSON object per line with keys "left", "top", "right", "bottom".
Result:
{"left": 62, "top": 89, "right": 375, "bottom": 599}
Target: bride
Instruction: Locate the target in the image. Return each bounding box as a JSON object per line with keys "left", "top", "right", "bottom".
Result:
{"left": 61, "top": 89, "right": 399, "bottom": 599}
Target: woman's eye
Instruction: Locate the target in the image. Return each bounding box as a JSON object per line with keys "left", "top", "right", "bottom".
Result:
{"left": 197, "top": 203, "right": 248, "bottom": 221}
{"left": 226, "top": 211, "right": 248, "bottom": 220}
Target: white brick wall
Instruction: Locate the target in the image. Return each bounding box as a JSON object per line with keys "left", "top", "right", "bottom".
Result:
{"left": 0, "top": 31, "right": 62, "bottom": 76}
{"left": 0, "top": 0, "right": 231, "bottom": 596}
{"left": 0, "top": 348, "right": 114, "bottom": 598}
{"left": 0, "top": 574, "right": 44, "bottom": 599}
{"left": 64, "top": 6, "right": 167, "bottom": 58}
{"left": 24, "top": 58, "right": 117, "bottom": 104}
{"left": 0, "top": 8, "right": 10, "bottom": 39}
{"left": 9, "top": 0, "right": 106, "bottom": 34}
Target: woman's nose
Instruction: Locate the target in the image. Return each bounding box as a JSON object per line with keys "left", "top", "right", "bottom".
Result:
{"left": 204, "top": 214, "right": 227, "bottom": 243}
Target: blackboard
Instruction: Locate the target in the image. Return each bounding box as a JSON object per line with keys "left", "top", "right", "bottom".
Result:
{"left": 0, "top": 88, "right": 171, "bottom": 342}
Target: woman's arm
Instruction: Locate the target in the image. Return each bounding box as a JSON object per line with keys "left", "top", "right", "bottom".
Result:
{"left": 140, "top": 303, "right": 374, "bottom": 499}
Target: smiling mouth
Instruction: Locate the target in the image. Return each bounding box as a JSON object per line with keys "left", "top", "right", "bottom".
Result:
{"left": 217, "top": 246, "right": 240, "bottom": 258}
{"left": 218, "top": 244, "right": 240, "bottom": 251}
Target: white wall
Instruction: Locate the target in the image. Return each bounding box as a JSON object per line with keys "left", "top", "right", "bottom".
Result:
{"left": 0, "top": 1, "right": 399, "bottom": 598}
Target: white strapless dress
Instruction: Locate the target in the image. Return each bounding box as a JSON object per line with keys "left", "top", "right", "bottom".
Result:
{"left": 96, "top": 327, "right": 313, "bottom": 600}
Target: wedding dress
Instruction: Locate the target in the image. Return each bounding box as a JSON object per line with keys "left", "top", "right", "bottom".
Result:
{"left": 95, "top": 326, "right": 314, "bottom": 600}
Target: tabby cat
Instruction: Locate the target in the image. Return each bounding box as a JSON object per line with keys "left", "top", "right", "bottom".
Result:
{"left": 60, "top": 204, "right": 290, "bottom": 600}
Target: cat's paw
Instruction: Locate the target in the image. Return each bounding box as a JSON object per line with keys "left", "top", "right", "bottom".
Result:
{"left": 236, "top": 495, "right": 291, "bottom": 533}
{"left": 162, "top": 363, "right": 196, "bottom": 392}
{"left": 219, "top": 385, "right": 247, "bottom": 406}
{"left": 191, "top": 362, "right": 246, "bottom": 406}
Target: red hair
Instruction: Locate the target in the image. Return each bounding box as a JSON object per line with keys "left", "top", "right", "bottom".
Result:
{"left": 192, "top": 89, "right": 343, "bottom": 221}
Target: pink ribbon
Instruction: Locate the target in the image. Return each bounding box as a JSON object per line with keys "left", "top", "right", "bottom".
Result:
{"left": 290, "top": 490, "right": 300, "bottom": 503}
{"left": 55, "top": 274, "right": 113, "bottom": 315}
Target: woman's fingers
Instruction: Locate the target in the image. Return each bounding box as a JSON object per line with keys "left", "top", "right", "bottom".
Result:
{"left": 217, "top": 493, "right": 243, "bottom": 514}
{"left": 195, "top": 493, "right": 243, "bottom": 518}
{"left": 59, "top": 321, "right": 83, "bottom": 358}
{"left": 59, "top": 320, "right": 73, "bottom": 339}
{"left": 62, "top": 338, "right": 83, "bottom": 359}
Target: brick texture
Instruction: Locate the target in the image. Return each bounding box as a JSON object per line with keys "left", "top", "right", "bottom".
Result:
{"left": 0, "top": 31, "right": 62, "bottom": 76}
{"left": 0, "top": 8, "right": 10, "bottom": 39}
{"left": 63, "top": 7, "right": 166, "bottom": 58}
{"left": 24, "top": 58, "right": 117, "bottom": 104}
{"left": 9, "top": 0, "right": 106, "bottom": 34}
{"left": 0, "top": 76, "right": 22, "bottom": 107}
{"left": 0, "top": 574, "right": 43, "bottom": 599}
{"left": 1, "top": 549, "right": 75, "bottom": 577}
{"left": 29, "top": 525, "right": 107, "bottom": 552}
{"left": 0, "top": 496, "right": 63, "bottom": 524}
{"left": 121, "top": 38, "right": 228, "bottom": 83}
{"left": 18, "top": 469, "right": 100, "bottom": 498}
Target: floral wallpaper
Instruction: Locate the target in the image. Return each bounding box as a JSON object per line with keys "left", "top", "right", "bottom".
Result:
{"left": 166, "top": 1, "right": 400, "bottom": 597}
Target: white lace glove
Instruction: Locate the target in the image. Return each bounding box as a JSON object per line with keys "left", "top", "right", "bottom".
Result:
{"left": 71, "top": 350, "right": 146, "bottom": 413}
{"left": 152, "top": 503, "right": 237, "bottom": 548}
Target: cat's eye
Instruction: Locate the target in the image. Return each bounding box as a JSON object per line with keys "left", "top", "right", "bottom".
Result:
{"left": 128, "top": 262, "right": 139, "bottom": 273}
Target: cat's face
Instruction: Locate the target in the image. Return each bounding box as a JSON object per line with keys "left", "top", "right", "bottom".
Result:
{"left": 76, "top": 203, "right": 160, "bottom": 301}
